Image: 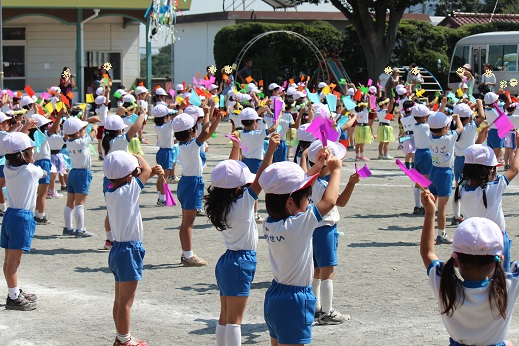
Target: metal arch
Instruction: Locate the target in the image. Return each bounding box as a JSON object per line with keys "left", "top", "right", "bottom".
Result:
{"left": 233, "top": 30, "right": 329, "bottom": 83}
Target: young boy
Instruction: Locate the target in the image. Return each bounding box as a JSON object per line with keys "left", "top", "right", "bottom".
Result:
{"left": 103, "top": 151, "right": 162, "bottom": 346}
{"left": 411, "top": 104, "right": 432, "bottom": 215}
{"left": 427, "top": 111, "right": 463, "bottom": 244}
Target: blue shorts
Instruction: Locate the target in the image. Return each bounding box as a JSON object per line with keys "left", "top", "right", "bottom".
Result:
{"left": 67, "top": 169, "right": 92, "bottom": 195}
{"left": 177, "top": 175, "right": 204, "bottom": 210}
{"left": 264, "top": 280, "right": 316, "bottom": 345}
{"left": 109, "top": 241, "right": 145, "bottom": 282}
{"left": 429, "top": 166, "right": 454, "bottom": 197}
{"left": 273, "top": 140, "right": 287, "bottom": 163}
{"left": 34, "top": 159, "right": 51, "bottom": 184}
{"left": 313, "top": 224, "right": 339, "bottom": 268}
{"left": 243, "top": 157, "right": 262, "bottom": 174}
{"left": 215, "top": 249, "right": 256, "bottom": 296}
{"left": 103, "top": 176, "right": 111, "bottom": 194}
{"left": 0, "top": 208, "right": 36, "bottom": 252}
{"left": 454, "top": 155, "right": 465, "bottom": 181}
{"left": 200, "top": 150, "right": 206, "bottom": 166}
{"left": 414, "top": 148, "right": 432, "bottom": 175}
{"left": 487, "top": 128, "right": 504, "bottom": 149}
{"left": 156, "top": 148, "right": 176, "bottom": 170}
{"left": 0, "top": 164, "right": 4, "bottom": 179}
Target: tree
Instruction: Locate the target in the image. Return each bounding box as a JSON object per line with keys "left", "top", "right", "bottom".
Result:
{"left": 289, "top": 0, "right": 425, "bottom": 79}
{"left": 483, "top": 0, "right": 519, "bottom": 14}
{"left": 140, "top": 44, "right": 171, "bottom": 78}
{"left": 433, "top": 0, "right": 483, "bottom": 16}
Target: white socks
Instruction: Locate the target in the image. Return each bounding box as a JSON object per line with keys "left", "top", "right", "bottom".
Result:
{"left": 183, "top": 250, "right": 194, "bottom": 259}
{"left": 116, "top": 333, "right": 131, "bottom": 343}
{"left": 74, "top": 205, "right": 85, "bottom": 231}
{"left": 438, "top": 228, "right": 445, "bottom": 237}
{"left": 414, "top": 188, "right": 422, "bottom": 208}
{"left": 452, "top": 198, "right": 461, "bottom": 218}
{"left": 0, "top": 203, "right": 6, "bottom": 212}
{"left": 106, "top": 231, "right": 114, "bottom": 242}
{"left": 8, "top": 287, "right": 19, "bottom": 300}
{"left": 216, "top": 324, "right": 226, "bottom": 346}
{"left": 321, "top": 279, "right": 334, "bottom": 314}
{"left": 225, "top": 324, "right": 241, "bottom": 346}
{"left": 37, "top": 212, "right": 45, "bottom": 219}
{"left": 64, "top": 206, "right": 73, "bottom": 229}
{"left": 312, "top": 278, "right": 321, "bottom": 311}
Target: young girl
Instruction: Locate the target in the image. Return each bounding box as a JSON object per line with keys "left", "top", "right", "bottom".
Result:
{"left": 1, "top": 131, "right": 44, "bottom": 310}
{"left": 420, "top": 192, "right": 519, "bottom": 346}
{"left": 62, "top": 115, "right": 99, "bottom": 237}
{"left": 0, "top": 112, "right": 14, "bottom": 215}
{"left": 173, "top": 109, "right": 222, "bottom": 267}
{"left": 376, "top": 98, "right": 395, "bottom": 159}
{"left": 354, "top": 102, "right": 372, "bottom": 161}
{"left": 95, "top": 93, "right": 109, "bottom": 160}
{"left": 47, "top": 126, "right": 66, "bottom": 199}
{"left": 153, "top": 104, "right": 176, "bottom": 206}
{"left": 273, "top": 100, "right": 296, "bottom": 163}
{"left": 204, "top": 134, "right": 279, "bottom": 346}
{"left": 480, "top": 92, "right": 504, "bottom": 163}
{"left": 135, "top": 86, "right": 149, "bottom": 144}
{"left": 455, "top": 143, "right": 519, "bottom": 272}
{"left": 411, "top": 104, "right": 432, "bottom": 215}
{"left": 103, "top": 151, "right": 162, "bottom": 346}
{"left": 400, "top": 100, "right": 416, "bottom": 170}
{"left": 259, "top": 154, "right": 342, "bottom": 346}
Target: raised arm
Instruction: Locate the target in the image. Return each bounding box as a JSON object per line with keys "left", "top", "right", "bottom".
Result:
{"left": 420, "top": 191, "right": 439, "bottom": 268}
{"left": 315, "top": 156, "right": 341, "bottom": 217}
{"left": 126, "top": 111, "right": 145, "bottom": 139}
{"left": 336, "top": 173, "right": 360, "bottom": 207}
{"left": 250, "top": 134, "right": 280, "bottom": 196}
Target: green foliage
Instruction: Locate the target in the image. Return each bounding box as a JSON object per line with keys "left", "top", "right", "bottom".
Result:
{"left": 482, "top": 0, "right": 519, "bottom": 14}
{"left": 434, "top": 0, "right": 483, "bottom": 16}
{"left": 140, "top": 44, "right": 172, "bottom": 78}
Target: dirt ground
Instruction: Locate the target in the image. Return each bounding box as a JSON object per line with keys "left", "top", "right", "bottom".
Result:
{"left": 1, "top": 121, "right": 519, "bottom": 346}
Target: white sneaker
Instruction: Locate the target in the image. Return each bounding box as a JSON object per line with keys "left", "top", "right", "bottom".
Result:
{"left": 318, "top": 310, "right": 350, "bottom": 325}
{"left": 383, "top": 154, "right": 394, "bottom": 160}
{"left": 181, "top": 253, "right": 208, "bottom": 267}
{"left": 46, "top": 190, "right": 63, "bottom": 199}
{"left": 255, "top": 213, "right": 264, "bottom": 224}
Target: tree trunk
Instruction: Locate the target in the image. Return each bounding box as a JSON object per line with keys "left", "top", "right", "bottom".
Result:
{"left": 360, "top": 34, "right": 393, "bottom": 82}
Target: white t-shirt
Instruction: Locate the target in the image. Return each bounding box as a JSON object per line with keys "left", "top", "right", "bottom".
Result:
{"left": 277, "top": 112, "right": 293, "bottom": 139}
{"left": 377, "top": 110, "right": 390, "bottom": 124}
{"left": 66, "top": 136, "right": 92, "bottom": 169}
{"left": 414, "top": 123, "right": 431, "bottom": 149}
{"left": 309, "top": 178, "right": 339, "bottom": 227}
{"left": 178, "top": 138, "right": 203, "bottom": 176}
{"left": 34, "top": 130, "right": 51, "bottom": 161}
{"left": 454, "top": 120, "right": 477, "bottom": 156}
{"left": 459, "top": 175, "right": 508, "bottom": 230}
{"left": 428, "top": 260, "right": 519, "bottom": 345}
{"left": 155, "top": 121, "right": 175, "bottom": 149}
{"left": 401, "top": 115, "right": 416, "bottom": 133}
{"left": 263, "top": 206, "right": 322, "bottom": 287}
{"left": 0, "top": 131, "right": 9, "bottom": 156}
{"left": 241, "top": 129, "right": 268, "bottom": 160}
{"left": 481, "top": 74, "right": 496, "bottom": 92}
{"left": 4, "top": 163, "right": 44, "bottom": 212}
{"left": 48, "top": 133, "right": 65, "bottom": 151}
{"left": 105, "top": 178, "right": 144, "bottom": 242}
{"left": 357, "top": 110, "right": 369, "bottom": 124}
{"left": 222, "top": 188, "right": 259, "bottom": 251}
{"left": 108, "top": 134, "right": 130, "bottom": 154}
{"left": 95, "top": 105, "right": 108, "bottom": 125}
{"left": 429, "top": 130, "right": 459, "bottom": 168}
{"left": 485, "top": 108, "right": 499, "bottom": 129}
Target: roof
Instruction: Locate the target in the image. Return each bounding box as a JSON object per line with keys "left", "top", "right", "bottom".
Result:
{"left": 438, "top": 12, "right": 519, "bottom": 28}
{"left": 3, "top": 0, "right": 192, "bottom": 10}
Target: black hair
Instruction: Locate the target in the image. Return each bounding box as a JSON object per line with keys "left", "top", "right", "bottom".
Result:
{"left": 439, "top": 254, "right": 507, "bottom": 319}
{"left": 203, "top": 186, "right": 244, "bottom": 231}
{"left": 430, "top": 128, "right": 443, "bottom": 134}
{"left": 102, "top": 129, "right": 121, "bottom": 156}
{"left": 241, "top": 119, "right": 255, "bottom": 127}
{"left": 27, "top": 123, "right": 50, "bottom": 141}
{"left": 293, "top": 140, "right": 313, "bottom": 163}
{"left": 5, "top": 148, "right": 31, "bottom": 166}
{"left": 174, "top": 126, "right": 196, "bottom": 142}
{"left": 154, "top": 116, "right": 166, "bottom": 126}
{"left": 506, "top": 106, "right": 516, "bottom": 113}
{"left": 265, "top": 186, "right": 312, "bottom": 220}
{"left": 454, "top": 163, "right": 495, "bottom": 208}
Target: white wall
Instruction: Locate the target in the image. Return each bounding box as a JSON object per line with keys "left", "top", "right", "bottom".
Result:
{"left": 174, "top": 20, "right": 234, "bottom": 85}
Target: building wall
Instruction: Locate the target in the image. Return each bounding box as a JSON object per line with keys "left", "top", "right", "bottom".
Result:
{"left": 174, "top": 20, "right": 234, "bottom": 84}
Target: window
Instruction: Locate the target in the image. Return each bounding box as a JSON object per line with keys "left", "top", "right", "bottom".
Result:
{"left": 3, "top": 27, "right": 26, "bottom": 90}
{"left": 488, "top": 45, "right": 518, "bottom": 71}
{"left": 451, "top": 45, "right": 470, "bottom": 72}
{"left": 3, "top": 28, "right": 25, "bottom": 41}
{"left": 85, "top": 51, "right": 122, "bottom": 81}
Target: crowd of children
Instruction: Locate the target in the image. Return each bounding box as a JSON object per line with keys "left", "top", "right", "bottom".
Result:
{"left": 1, "top": 63, "right": 519, "bottom": 346}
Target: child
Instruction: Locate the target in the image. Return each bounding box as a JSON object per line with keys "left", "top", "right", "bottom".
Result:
{"left": 62, "top": 116, "right": 99, "bottom": 237}
{"left": 305, "top": 140, "right": 358, "bottom": 325}
{"left": 153, "top": 104, "right": 176, "bottom": 206}
{"left": 95, "top": 93, "right": 109, "bottom": 160}
{"left": 47, "top": 126, "right": 66, "bottom": 199}
{"left": 451, "top": 104, "right": 477, "bottom": 226}
{"left": 376, "top": 98, "right": 395, "bottom": 159}
{"left": 400, "top": 100, "right": 416, "bottom": 170}
{"left": 427, "top": 112, "right": 463, "bottom": 245}
{"left": 1, "top": 132, "right": 45, "bottom": 310}
{"left": 204, "top": 134, "right": 279, "bottom": 346}
{"left": 420, "top": 192, "right": 519, "bottom": 346}
{"left": 0, "top": 112, "right": 14, "bottom": 215}
{"left": 173, "top": 109, "right": 222, "bottom": 267}
{"left": 259, "top": 153, "right": 342, "bottom": 345}
{"left": 480, "top": 92, "right": 504, "bottom": 163}
{"left": 455, "top": 143, "right": 519, "bottom": 272}
{"left": 503, "top": 103, "right": 519, "bottom": 171}
{"left": 103, "top": 151, "right": 162, "bottom": 346}
{"left": 134, "top": 86, "right": 150, "bottom": 144}
{"left": 411, "top": 104, "right": 432, "bottom": 215}
{"left": 354, "top": 102, "right": 372, "bottom": 161}
{"left": 273, "top": 101, "right": 296, "bottom": 163}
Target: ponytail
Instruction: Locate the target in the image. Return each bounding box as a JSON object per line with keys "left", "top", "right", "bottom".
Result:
{"left": 439, "top": 257, "right": 464, "bottom": 317}
{"left": 489, "top": 260, "right": 508, "bottom": 319}
{"left": 102, "top": 129, "right": 119, "bottom": 156}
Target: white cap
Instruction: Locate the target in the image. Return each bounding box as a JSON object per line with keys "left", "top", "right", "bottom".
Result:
{"left": 268, "top": 83, "right": 280, "bottom": 91}
{"left": 296, "top": 124, "right": 316, "bottom": 142}
{"left": 411, "top": 104, "right": 431, "bottom": 118}
{"left": 122, "top": 94, "right": 136, "bottom": 103}
{"left": 211, "top": 160, "right": 256, "bottom": 189}
{"left": 209, "top": 84, "right": 219, "bottom": 91}
{"left": 227, "top": 90, "right": 236, "bottom": 98}
{"left": 484, "top": 92, "right": 499, "bottom": 105}
{"left": 103, "top": 151, "right": 140, "bottom": 180}
{"left": 153, "top": 104, "right": 169, "bottom": 118}
{"left": 453, "top": 103, "right": 473, "bottom": 118}
{"left": 63, "top": 117, "right": 88, "bottom": 135}
{"left": 237, "top": 93, "right": 252, "bottom": 102}
{"left": 464, "top": 144, "right": 498, "bottom": 166}
{"left": 396, "top": 85, "right": 407, "bottom": 95}
{"left": 462, "top": 63, "right": 471, "bottom": 70}
{"left": 458, "top": 83, "right": 468, "bottom": 89}
{"left": 427, "top": 111, "right": 451, "bottom": 129}
{"left": 453, "top": 217, "right": 503, "bottom": 256}
{"left": 175, "top": 84, "right": 184, "bottom": 91}
{"left": 115, "top": 89, "right": 127, "bottom": 96}
{"left": 286, "top": 87, "right": 297, "bottom": 96}
{"left": 184, "top": 105, "right": 204, "bottom": 120}
{"left": 172, "top": 113, "right": 195, "bottom": 132}
{"left": 259, "top": 161, "right": 319, "bottom": 195}
{"left": 50, "top": 86, "right": 61, "bottom": 94}
{"left": 239, "top": 108, "right": 261, "bottom": 121}
{"left": 318, "top": 82, "right": 327, "bottom": 89}
{"left": 369, "top": 86, "right": 377, "bottom": 94}
{"left": 21, "top": 96, "right": 34, "bottom": 107}
{"left": 346, "top": 88, "right": 355, "bottom": 96}
{"left": 104, "top": 115, "right": 128, "bottom": 131}
{"left": 293, "top": 91, "right": 306, "bottom": 100}
{"left": 1, "top": 132, "right": 34, "bottom": 154}
{"left": 96, "top": 87, "right": 104, "bottom": 96}
{"left": 0, "top": 112, "right": 12, "bottom": 123}
{"left": 135, "top": 86, "right": 148, "bottom": 95}
{"left": 307, "top": 140, "right": 346, "bottom": 163}
{"left": 155, "top": 87, "right": 167, "bottom": 96}
{"left": 95, "top": 95, "right": 107, "bottom": 105}
{"left": 31, "top": 114, "right": 52, "bottom": 128}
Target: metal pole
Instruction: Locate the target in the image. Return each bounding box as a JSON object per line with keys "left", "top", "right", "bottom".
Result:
{"left": 0, "top": 0, "right": 4, "bottom": 90}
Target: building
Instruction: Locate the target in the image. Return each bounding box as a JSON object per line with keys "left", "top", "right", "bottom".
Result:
{"left": 438, "top": 12, "right": 519, "bottom": 28}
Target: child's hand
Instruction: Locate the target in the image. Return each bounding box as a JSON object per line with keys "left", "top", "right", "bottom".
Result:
{"left": 315, "top": 147, "right": 329, "bottom": 166}
{"left": 420, "top": 191, "right": 436, "bottom": 215}
{"left": 267, "top": 133, "right": 281, "bottom": 151}
{"left": 326, "top": 156, "right": 342, "bottom": 172}
{"left": 152, "top": 165, "right": 164, "bottom": 176}
{"left": 348, "top": 173, "right": 360, "bottom": 184}
{"left": 231, "top": 131, "right": 240, "bottom": 139}
{"left": 88, "top": 116, "right": 101, "bottom": 123}
{"left": 452, "top": 113, "right": 460, "bottom": 122}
